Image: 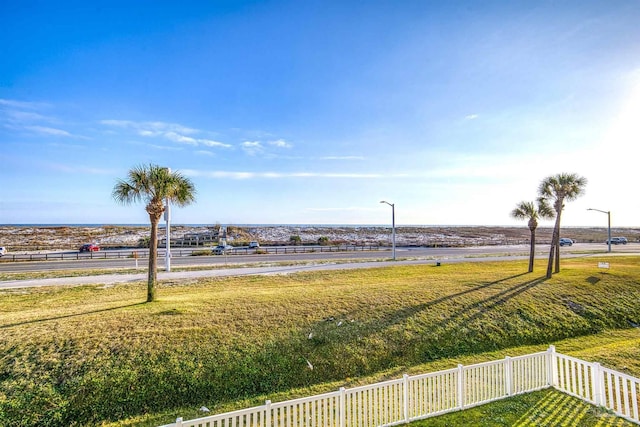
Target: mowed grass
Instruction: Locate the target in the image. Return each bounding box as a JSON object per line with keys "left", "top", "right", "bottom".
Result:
{"left": 409, "top": 388, "right": 637, "bottom": 426}
{"left": 1, "top": 257, "right": 639, "bottom": 426}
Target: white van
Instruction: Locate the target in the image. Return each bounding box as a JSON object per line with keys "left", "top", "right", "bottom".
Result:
{"left": 0, "top": 247, "right": 6, "bottom": 257}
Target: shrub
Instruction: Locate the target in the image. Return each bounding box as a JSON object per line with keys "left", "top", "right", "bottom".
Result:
{"left": 289, "top": 235, "right": 302, "bottom": 245}
{"left": 318, "top": 236, "right": 330, "bottom": 246}
{"left": 191, "top": 249, "right": 213, "bottom": 256}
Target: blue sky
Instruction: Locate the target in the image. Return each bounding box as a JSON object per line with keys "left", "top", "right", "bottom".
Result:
{"left": 1, "top": 1, "right": 639, "bottom": 226}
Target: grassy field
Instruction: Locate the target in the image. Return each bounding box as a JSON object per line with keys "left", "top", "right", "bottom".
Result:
{"left": 1, "top": 257, "right": 639, "bottom": 426}
{"left": 408, "top": 388, "right": 637, "bottom": 426}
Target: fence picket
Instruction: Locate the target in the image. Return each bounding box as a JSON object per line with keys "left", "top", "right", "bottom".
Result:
{"left": 160, "top": 348, "right": 640, "bottom": 427}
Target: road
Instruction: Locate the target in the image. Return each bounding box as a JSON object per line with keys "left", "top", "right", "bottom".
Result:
{"left": 0, "top": 244, "right": 536, "bottom": 273}
{"left": 1, "top": 243, "right": 637, "bottom": 289}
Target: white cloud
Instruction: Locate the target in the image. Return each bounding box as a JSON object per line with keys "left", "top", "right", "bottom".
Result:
{"left": 25, "top": 125, "right": 72, "bottom": 137}
{"left": 183, "top": 169, "right": 412, "bottom": 180}
{"left": 146, "top": 121, "right": 198, "bottom": 135}
{"left": 5, "top": 111, "right": 52, "bottom": 123}
{"left": 195, "top": 150, "right": 215, "bottom": 156}
{"left": 0, "top": 99, "right": 50, "bottom": 110}
{"left": 101, "top": 119, "right": 233, "bottom": 149}
{"left": 305, "top": 207, "right": 377, "bottom": 212}
{"left": 465, "top": 114, "right": 479, "bottom": 120}
{"left": 146, "top": 143, "right": 182, "bottom": 151}
{"left": 100, "top": 119, "right": 133, "bottom": 127}
{"left": 199, "top": 139, "right": 232, "bottom": 148}
{"left": 269, "top": 139, "right": 292, "bottom": 148}
{"left": 47, "top": 142, "right": 86, "bottom": 149}
{"left": 49, "top": 163, "right": 115, "bottom": 175}
{"left": 164, "top": 131, "right": 198, "bottom": 145}
{"left": 319, "top": 156, "right": 365, "bottom": 161}
{"left": 100, "top": 119, "right": 198, "bottom": 135}
{"left": 241, "top": 141, "right": 264, "bottom": 156}
{"left": 0, "top": 99, "right": 88, "bottom": 139}
{"left": 100, "top": 119, "right": 200, "bottom": 135}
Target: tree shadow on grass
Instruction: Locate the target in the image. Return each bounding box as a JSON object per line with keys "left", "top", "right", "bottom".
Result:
{"left": 385, "top": 272, "right": 534, "bottom": 327}
{"left": 0, "top": 302, "right": 146, "bottom": 329}
{"left": 434, "top": 275, "right": 547, "bottom": 328}
{"left": 303, "top": 272, "right": 547, "bottom": 369}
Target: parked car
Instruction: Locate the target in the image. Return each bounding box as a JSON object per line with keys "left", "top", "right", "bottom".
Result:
{"left": 79, "top": 243, "right": 100, "bottom": 252}
{"left": 248, "top": 241, "right": 260, "bottom": 249}
{"left": 606, "top": 237, "right": 628, "bottom": 245}
{"left": 212, "top": 244, "right": 233, "bottom": 255}
{"left": 559, "top": 238, "right": 573, "bottom": 246}
{"left": 0, "top": 246, "right": 6, "bottom": 257}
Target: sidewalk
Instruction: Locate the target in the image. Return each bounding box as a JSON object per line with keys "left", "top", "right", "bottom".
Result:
{"left": 0, "top": 258, "right": 443, "bottom": 289}
{"left": 2, "top": 251, "right": 634, "bottom": 290}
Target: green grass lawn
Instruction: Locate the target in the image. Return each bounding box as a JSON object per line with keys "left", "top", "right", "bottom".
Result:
{"left": 408, "top": 388, "right": 637, "bottom": 426}
{"left": 1, "top": 257, "right": 639, "bottom": 426}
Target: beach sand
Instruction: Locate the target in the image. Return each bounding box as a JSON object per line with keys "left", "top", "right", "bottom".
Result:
{"left": 1, "top": 224, "right": 633, "bottom": 252}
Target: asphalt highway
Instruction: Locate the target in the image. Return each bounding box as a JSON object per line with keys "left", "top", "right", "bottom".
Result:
{"left": 1, "top": 243, "right": 637, "bottom": 290}
{"left": 0, "top": 244, "right": 535, "bottom": 273}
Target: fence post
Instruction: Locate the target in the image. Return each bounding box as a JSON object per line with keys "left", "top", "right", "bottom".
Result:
{"left": 175, "top": 417, "right": 183, "bottom": 427}
{"left": 547, "top": 345, "right": 557, "bottom": 387}
{"left": 457, "top": 364, "right": 465, "bottom": 409}
{"left": 265, "top": 399, "right": 271, "bottom": 427}
{"left": 339, "top": 387, "right": 346, "bottom": 427}
{"left": 403, "top": 373, "right": 410, "bottom": 423}
{"left": 505, "top": 357, "right": 513, "bottom": 396}
{"left": 591, "top": 362, "right": 602, "bottom": 406}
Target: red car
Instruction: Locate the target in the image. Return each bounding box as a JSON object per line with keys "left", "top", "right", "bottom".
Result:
{"left": 79, "top": 243, "right": 100, "bottom": 252}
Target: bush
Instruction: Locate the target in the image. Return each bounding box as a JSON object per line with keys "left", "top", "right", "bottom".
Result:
{"left": 289, "top": 235, "right": 301, "bottom": 245}
{"left": 191, "top": 249, "right": 213, "bottom": 256}
{"left": 318, "top": 236, "right": 330, "bottom": 246}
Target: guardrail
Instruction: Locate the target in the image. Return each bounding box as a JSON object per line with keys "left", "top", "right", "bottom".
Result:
{"left": 0, "top": 245, "right": 382, "bottom": 263}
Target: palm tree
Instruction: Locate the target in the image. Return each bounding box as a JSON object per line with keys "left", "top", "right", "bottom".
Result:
{"left": 112, "top": 164, "right": 196, "bottom": 302}
{"left": 538, "top": 173, "right": 587, "bottom": 278}
{"left": 511, "top": 198, "right": 554, "bottom": 273}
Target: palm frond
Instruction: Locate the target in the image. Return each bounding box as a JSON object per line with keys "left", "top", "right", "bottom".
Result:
{"left": 113, "top": 164, "right": 197, "bottom": 207}
{"left": 511, "top": 201, "right": 536, "bottom": 220}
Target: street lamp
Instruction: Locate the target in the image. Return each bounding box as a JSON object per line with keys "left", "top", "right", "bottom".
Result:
{"left": 380, "top": 201, "right": 396, "bottom": 260}
{"left": 164, "top": 167, "right": 172, "bottom": 272}
{"left": 587, "top": 208, "right": 611, "bottom": 253}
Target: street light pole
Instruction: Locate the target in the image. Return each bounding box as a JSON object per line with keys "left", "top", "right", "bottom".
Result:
{"left": 165, "top": 167, "right": 172, "bottom": 272}
{"left": 380, "top": 201, "right": 396, "bottom": 260}
{"left": 587, "top": 208, "right": 611, "bottom": 253}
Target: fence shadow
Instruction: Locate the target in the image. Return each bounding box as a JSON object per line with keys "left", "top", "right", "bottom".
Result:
{"left": 510, "top": 389, "right": 633, "bottom": 427}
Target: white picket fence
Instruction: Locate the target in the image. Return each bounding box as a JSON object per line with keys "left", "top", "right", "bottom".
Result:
{"left": 159, "top": 346, "right": 640, "bottom": 427}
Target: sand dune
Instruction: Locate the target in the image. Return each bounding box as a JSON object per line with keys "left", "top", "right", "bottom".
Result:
{"left": 1, "top": 224, "right": 634, "bottom": 252}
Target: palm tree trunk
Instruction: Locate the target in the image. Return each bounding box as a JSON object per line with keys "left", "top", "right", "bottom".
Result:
{"left": 553, "top": 208, "right": 563, "bottom": 274}
{"left": 528, "top": 228, "right": 535, "bottom": 273}
{"left": 147, "top": 216, "right": 159, "bottom": 302}
{"left": 547, "top": 208, "right": 562, "bottom": 279}
{"left": 546, "top": 210, "right": 562, "bottom": 278}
